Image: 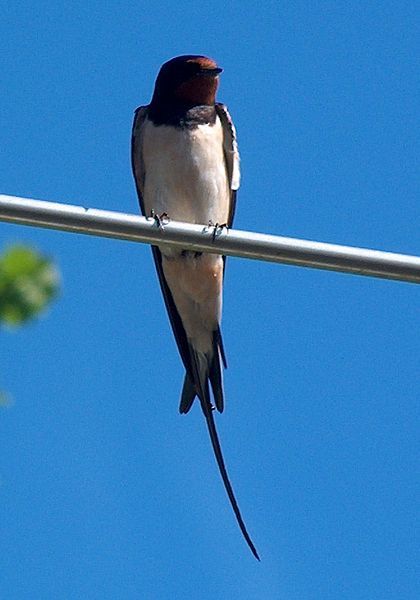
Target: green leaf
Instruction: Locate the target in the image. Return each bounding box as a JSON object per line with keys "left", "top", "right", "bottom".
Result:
{"left": 0, "top": 245, "right": 60, "bottom": 327}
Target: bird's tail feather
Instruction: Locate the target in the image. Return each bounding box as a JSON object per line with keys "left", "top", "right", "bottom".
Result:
{"left": 202, "top": 399, "right": 260, "bottom": 561}
{"left": 179, "top": 330, "right": 225, "bottom": 414}
{"left": 185, "top": 341, "right": 260, "bottom": 560}
{"left": 179, "top": 373, "right": 196, "bottom": 414}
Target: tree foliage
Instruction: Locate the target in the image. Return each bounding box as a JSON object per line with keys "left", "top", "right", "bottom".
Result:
{"left": 0, "top": 244, "right": 60, "bottom": 403}
{"left": 0, "top": 244, "right": 60, "bottom": 327}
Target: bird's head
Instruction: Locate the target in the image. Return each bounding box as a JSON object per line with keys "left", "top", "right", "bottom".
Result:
{"left": 151, "top": 55, "right": 223, "bottom": 107}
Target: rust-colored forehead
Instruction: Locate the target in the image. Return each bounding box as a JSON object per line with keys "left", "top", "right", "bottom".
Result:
{"left": 185, "top": 56, "right": 218, "bottom": 70}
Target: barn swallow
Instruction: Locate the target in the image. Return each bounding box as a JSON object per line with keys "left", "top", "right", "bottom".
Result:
{"left": 131, "top": 55, "right": 259, "bottom": 559}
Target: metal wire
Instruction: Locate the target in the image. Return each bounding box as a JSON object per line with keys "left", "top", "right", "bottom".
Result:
{"left": 1, "top": 194, "right": 419, "bottom": 284}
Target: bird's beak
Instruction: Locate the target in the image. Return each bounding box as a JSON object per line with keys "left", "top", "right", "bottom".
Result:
{"left": 199, "top": 67, "right": 223, "bottom": 77}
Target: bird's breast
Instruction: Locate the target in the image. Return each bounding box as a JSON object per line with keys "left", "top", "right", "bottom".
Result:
{"left": 141, "top": 116, "right": 230, "bottom": 225}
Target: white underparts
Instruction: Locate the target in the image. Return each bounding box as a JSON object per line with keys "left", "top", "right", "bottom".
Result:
{"left": 141, "top": 117, "right": 230, "bottom": 354}
{"left": 141, "top": 117, "right": 230, "bottom": 226}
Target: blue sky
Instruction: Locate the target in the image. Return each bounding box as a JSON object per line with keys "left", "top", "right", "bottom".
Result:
{"left": 1, "top": 2, "right": 419, "bottom": 598}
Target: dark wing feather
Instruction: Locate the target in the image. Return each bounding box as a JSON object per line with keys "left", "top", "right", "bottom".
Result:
{"left": 215, "top": 103, "right": 240, "bottom": 227}
{"left": 214, "top": 103, "right": 241, "bottom": 355}
{"left": 131, "top": 106, "right": 148, "bottom": 216}
{"left": 151, "top": 245, "right": 194, "bottom": 377}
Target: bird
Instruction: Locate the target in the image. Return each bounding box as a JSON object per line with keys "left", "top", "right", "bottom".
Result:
{"left": 131, "top": 55, "right": 259, "bottom": 560}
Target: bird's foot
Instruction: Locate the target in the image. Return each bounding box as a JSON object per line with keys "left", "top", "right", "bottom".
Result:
{"left": 148, "top": 210, "right": 170, "bottom": 229}
{"left": 207, "top": 221, "right": 228, "bottom": 242}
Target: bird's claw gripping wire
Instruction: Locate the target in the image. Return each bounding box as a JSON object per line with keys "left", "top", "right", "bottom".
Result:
{"left": 207, "top": 220, "right": 228, "bottom": 242}
{"left": 148, "top": 209, "right": 170, "bottom": 229}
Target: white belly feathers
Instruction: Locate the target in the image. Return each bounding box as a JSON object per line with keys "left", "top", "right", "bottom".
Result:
{"left": 141, "top": 116, "right": 230, "bottom": 226}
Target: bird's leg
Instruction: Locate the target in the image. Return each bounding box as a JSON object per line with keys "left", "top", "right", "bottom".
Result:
{"left": 148, "top": 209, "right": 170, "bottom": 229}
